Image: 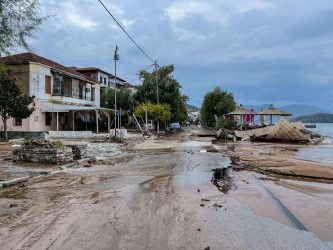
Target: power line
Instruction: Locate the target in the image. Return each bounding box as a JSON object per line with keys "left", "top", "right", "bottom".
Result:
{"left": 118, "top": 64, "right": 154, "bottom": 77}
{"left": 97, "top": 0, "right": 155, "bottom": 63}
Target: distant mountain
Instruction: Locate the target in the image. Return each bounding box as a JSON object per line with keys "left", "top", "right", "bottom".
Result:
{"left": 280, "top": 105, "right": 331, "bottom": 118}
{"left": 291, "top": 113, "right": 333, "bottom": 123}
{"left": 186, "top": 104, "right": 200, "bottom": 111}
{"left": 245, "top": 104, "right": 270, "bottom": 112}
{"left": 245, "top": 104, "right": 331, "bottom": 118}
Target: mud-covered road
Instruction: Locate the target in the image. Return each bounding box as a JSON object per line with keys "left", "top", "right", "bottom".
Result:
{"left": 0, "top": 126, "right": 332, "bottom": 250}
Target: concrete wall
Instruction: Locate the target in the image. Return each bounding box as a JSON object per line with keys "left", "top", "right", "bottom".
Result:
{"left": 97, "top": 71, "right": 109, "bottom": 88}
{"left": 0, "top": 131, "right": 49, "bottom": 140}
{"left": 49, "top": 131, "right": 93, "bottom": 138}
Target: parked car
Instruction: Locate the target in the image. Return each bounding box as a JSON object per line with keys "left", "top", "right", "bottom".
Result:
{"left": 169, "top": 122, "right": 181, "bottom": 130}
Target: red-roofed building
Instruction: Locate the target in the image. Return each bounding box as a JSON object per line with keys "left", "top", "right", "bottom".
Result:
{"left": 0, "top": 53, "right": 113, "bottom": 137}
{"left": 71, "top": 67, "right": 128, "bottom": 90}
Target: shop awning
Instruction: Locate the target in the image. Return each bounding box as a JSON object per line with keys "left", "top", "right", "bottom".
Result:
{"left": 41, "top": 102, "right": 97, "bottom": 112}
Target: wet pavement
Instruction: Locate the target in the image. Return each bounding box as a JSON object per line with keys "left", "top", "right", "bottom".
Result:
{"left": 0, "top": 126, "right": 332, "bottom": 249}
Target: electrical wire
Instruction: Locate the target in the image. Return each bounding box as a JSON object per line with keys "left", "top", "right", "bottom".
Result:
{"left": 97, "top": 0, "right": 155, "bottom": 63}
{"left": 118, "top": 64, "right": 154, "bottom": 78}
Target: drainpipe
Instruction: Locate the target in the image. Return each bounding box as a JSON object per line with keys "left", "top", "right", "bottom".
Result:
{"left": 72, "top": 111, "right": 75, "bottom": 131}
{"left": 96, "top": 110, "right": 99, "bottom": 133}
{"left": 119, "top": 108, "right": 121, "bottom": 129}
{"left": 107, "top": 113, "right": 110, "bottom": 136}
{"left": 56, "top": 112, "right": 59, "bottom": 131}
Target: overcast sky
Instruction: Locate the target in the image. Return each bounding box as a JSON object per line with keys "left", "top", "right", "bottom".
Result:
{"left": 26, "top": 0, "right": 333, "bottom": 109}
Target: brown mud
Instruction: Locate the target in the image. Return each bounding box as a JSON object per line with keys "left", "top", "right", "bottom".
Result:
{"left": 0, "top": 127, "right": 332, "bottom": 248}
{"left": 226, "top": 142, "right": 333, "bottom": 242}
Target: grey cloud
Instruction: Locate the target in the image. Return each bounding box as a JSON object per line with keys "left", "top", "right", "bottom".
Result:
{"left": 30, "top": 0, "right": 333, "bottom": 110}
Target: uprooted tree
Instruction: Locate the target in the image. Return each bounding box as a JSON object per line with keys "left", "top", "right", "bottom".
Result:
{"left": 0, "top": 64, "right": 34, "bottom": 141}
{"left": 0, "top": 0, "right": 47, "bottom": 55}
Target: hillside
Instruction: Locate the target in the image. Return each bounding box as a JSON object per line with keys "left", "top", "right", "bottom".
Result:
{"left": 280, "top": 105, "right": 330, "bottom": 118}
{"left": 291, "top": 113, "right": 333, "bottom": 123}
{"left": 245, "top": 104, "right": 330, "bottom": 118}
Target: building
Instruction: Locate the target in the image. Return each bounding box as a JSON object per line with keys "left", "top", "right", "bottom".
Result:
{"left": 123, "top": 82, "right": 136, "bottom": 93}
{"left": 0, "top": 52, "right": 112, "bottom": 134}
{"left": 69, "top": 67, "right": 111, "bottom": 90}
{"left": 72, "top": 67, "right": 131, "bottom": 90}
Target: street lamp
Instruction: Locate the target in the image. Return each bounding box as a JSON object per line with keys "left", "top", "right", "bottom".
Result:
{"left": 114, "top": 45, "right": 119, "bottom": 137}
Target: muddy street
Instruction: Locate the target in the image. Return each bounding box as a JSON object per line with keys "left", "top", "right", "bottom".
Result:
{"left": 0, "top": 126, "right": 332, "bottom": 250}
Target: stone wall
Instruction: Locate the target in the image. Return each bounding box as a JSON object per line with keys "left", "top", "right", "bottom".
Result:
{"left": 0, "top": 131, "right": 49, "bottom": 140}
{"left": 49, "top": 131, "right": 92, "bottom": 138}
{"left": 66, "top": 145, "right": 87, "bottom": 160}
{"left": 13, "top": 147, "right": 73, "bottom": 164}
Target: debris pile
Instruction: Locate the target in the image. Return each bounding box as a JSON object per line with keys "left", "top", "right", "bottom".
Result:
{"left": 233, "top": 118, "right": 325, "bottom": 143}
{"left": 66, "top": 144, "right": 87, "bottom": 160}
{"left": 12, "top": 140, "right": 87, "bottom": 164}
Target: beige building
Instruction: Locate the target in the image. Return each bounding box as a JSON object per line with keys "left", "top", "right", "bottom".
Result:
{"left": 0, "top": 53, "right": 112, "bottom": 136}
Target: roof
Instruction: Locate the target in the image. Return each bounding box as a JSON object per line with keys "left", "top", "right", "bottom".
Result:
{"left": 123, "top": 82, "right": 135, "bottom": 88}
{"left": 0, "top": 53, "right": 98, "bottom": 84}
{"left": 227, "top": 104, "right": 257, "bottom": 115}
{"left": 227, "top": 110, "right": 257, "bottom": 115}
{"left": 72, "top": 67, "right": 112, "bottom": 76}
{"left": 73, "top": 66, "right": 128, "bottom": 83}
{"left": 259, "top": 105, "right": 292, "bottom": 116}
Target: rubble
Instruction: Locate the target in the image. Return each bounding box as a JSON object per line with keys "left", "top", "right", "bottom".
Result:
{"left": 234, "top": 118, "right": 325, "bottom": 143}
{"left": 12, "top": 140, "right": 87, "bottom": 164}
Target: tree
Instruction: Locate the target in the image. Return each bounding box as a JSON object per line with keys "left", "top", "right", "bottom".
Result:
{"left": 0, "top": 0, "right": 47, "bottom": 55}
{"left": 134, "top": 102, "right": 171, "bottom": 128}
{"left": 101, "top": 87, "right": 135, "bottom": 111}
{"left": 134, "top": 65, "right": 188, "bottom": 122}
{"left": 201, "top": 87, "right": 236, "bottom": 127}
{"left": 0, "top": 64, "right": 34, "bottom": 141}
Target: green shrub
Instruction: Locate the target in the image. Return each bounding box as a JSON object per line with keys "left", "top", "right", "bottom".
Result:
{"left": 216, "top": 118, "right": 237, "bottom": 130}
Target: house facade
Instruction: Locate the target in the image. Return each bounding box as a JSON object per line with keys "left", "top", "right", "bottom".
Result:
{"left": 0, "top": 53, "right": 110, "bottom": 133}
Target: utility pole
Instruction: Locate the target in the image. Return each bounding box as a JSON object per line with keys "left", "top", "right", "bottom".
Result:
{"left": 114, "top": 45, "right": 119, "bottom": 137}
{"left": 155, "top": 60, "right": 159, "bottom": 134}
{"left": 0, "top": 0, "right": 2, "bottom": 58}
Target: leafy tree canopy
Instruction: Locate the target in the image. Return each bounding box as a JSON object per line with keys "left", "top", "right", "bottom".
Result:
{"left": 0, "top": 0, "right": 47, "bottom": 55}
{"left": 134, "top": 65, "right": 188, "bottom": 122}
{"left": 201, "top": 87, "right": 236, "bottom": 127}
{"left": 0, "top": 63, "right": 34, "bottom": 140}
{"left": 101, "top": 87, "right": 135, "bottom": 111}
{"left": 134, "top": 102, "right": 171, "bottom": 123}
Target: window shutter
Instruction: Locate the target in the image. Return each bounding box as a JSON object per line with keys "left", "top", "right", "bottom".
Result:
{"left": 45, "top": 76, "right": 51, "bottom": 94}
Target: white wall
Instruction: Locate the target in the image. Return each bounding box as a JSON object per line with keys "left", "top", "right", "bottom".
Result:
{"left": 97, "top": 72, "right": 109, "bottom": 87}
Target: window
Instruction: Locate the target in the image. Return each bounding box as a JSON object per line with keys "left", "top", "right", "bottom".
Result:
{"left": 63, "top": 77, "right": 72, "bottom": 97}
{"left": 45, "top": 112, "right": 52, "bottom": 126}
{"left": 15, "top": 72, "right": 23, "bottom": 90}
{"left": 14, "top": 117, "right": 22, "bottom": 126}
{"left": 104, "top": 77, "right": 106, "bottom": 85}
{"left": 53, "top": 76, "right": 62, "bottom": 95}
{"left": 72, "top": 79, "right": 80, "bottom": 98}
{"left": 45, "top": 75, "right": 51, "bottom": 94}
{"left": 100, "top": 76, "right": 103, "bottom": 83}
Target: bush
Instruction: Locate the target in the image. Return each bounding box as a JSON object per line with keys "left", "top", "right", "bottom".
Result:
{"left": 216, "top": 118, "right": 237, "bottom": 130}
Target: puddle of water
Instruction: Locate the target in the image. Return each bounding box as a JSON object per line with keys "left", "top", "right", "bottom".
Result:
{"left": 294, "top": 145, "right": 333, "bottom": 165}
{"left": 211, "top": 167, "right": 237, "bottom": 193}
{"left": 230, "top": 172, "right": 333, "bottom": 242}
